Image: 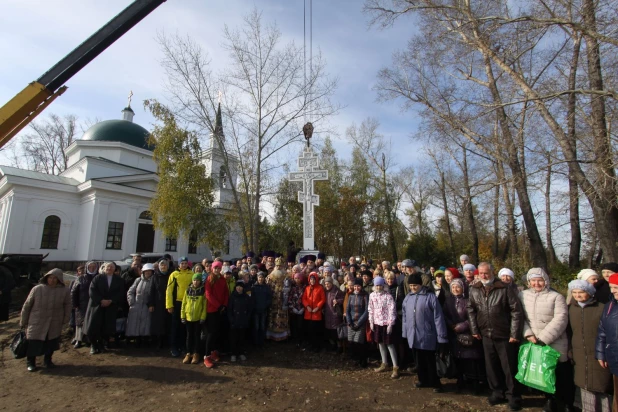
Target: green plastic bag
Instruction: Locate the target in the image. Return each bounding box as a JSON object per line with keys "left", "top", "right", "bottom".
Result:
{"left": 515, "top": 342, "right": 561, "bottom": 394}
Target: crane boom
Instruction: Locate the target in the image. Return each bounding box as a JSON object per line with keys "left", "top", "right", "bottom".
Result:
{"left": 0, "top": 0, "right": 167, "bottom": 148}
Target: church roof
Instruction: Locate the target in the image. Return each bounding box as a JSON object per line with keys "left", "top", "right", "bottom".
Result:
{"left": 81, "top": 119, "right": 154, "bottom": 150}
{"left": 0, "top": 165, "right": 79, "bottom": 185}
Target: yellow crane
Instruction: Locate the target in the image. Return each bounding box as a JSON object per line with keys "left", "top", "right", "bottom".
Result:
{"left": 0, "top": 0, "right": 167, "bottom": 148}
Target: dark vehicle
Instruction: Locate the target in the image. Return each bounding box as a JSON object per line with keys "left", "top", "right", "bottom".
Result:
{"left": 0, "top": 253, "right": 47, "bottom": 284}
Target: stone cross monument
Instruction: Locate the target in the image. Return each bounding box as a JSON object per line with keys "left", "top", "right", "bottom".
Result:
{"left": 289, "top": 122, "right": 328, "bottom": 253}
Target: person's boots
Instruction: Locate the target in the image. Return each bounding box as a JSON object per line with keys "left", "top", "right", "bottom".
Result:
{"left": 542, "top": 398, "right": 556, "bottom": 412}
{"left": 182, "top": 353, "right": 192, "bottom": 364}
{"left": 374, "top": 363, "right": 388, "bottom": 373}
{"left": 391, "top": 366, "right": 400, "bottom": 379}
{"left": 43, "top": 353, "right": 55, "bottom": 368}
{"left": 26, "top": 357, "right": 36, "bottom": 372}
{"left": 191, "top": 353, "right": 200, "bottom": 364}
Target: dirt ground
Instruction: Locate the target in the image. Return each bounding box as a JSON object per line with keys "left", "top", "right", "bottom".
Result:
{"left": 0, "top": 310, "right": 545, "bottom": 412}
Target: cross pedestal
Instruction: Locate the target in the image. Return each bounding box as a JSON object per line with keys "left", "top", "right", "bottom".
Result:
{"left": 288, "top": 146, "right": 328, "bottom": 251}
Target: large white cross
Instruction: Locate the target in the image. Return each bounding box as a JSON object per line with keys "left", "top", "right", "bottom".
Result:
{"left": 288, "top": 146, "right": 328, "bottom": 250}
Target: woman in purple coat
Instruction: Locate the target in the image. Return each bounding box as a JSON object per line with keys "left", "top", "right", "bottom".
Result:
{"left": 443, "top": 278, "right": 486, "bottom": 393}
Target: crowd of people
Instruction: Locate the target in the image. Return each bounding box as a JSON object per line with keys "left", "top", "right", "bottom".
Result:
{"left": 15, "top": 250, "right": 618, "bottom": 412}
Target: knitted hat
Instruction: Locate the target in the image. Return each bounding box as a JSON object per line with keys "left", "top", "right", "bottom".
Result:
{"left": 373, "top": 276, "right": 385, "bottom": 286}
{"left": 324, "top": 276, "right": 334, "bottom": 284}
{"left": 211, "top": 261, "right": 222, "bottom": 269}
{"left": 498, "top": 268, "right": 515, "bottom": 279}
{"left": 601, "top": 262, "right": 618, "bottom": 273}
{"left": 323, "top": 266, "right": 334, "bottom": 273}
{"left": 434, "top": 270, "right": 445, "bottom": 277}
{"left": 257, "top": 271, "right": 266, "bottom": 278}
{"left": 447, "top": 267, "right": 461, "bottom": 278}
{"left": 450, "top": 278, "right": 464, "bottom": 291}
{"left": 460, "top": 254, "right": 470, "bottom": 262}
{"left": 249, "top": 264, "right": 258, "bottom": 271}
{"left": 463, "top": 264, "right": 476, "bottom": 272}
{"left": 408, "top": 273, "right": 423, "bottom": 285}
{"left": 354, "top": 277, "right": 363, "bottom": 287}
{"left": 192, "top": 273, "right": 202, "bottom": 281}
{"left": 609, "top": 273, "right": 618, "bottom": 285}
{"left": 568, "top": 279, "right": 595, "bottom": 296}
{"left": 577, "top": 269, "right": 599, "bottom": 282}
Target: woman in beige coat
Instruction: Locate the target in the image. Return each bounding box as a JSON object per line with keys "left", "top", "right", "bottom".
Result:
{"left": 519, "top": 268, "right": 573, "bottom": 412}
{"left": 20, "top": 268, "right": 71, "bottom": 372}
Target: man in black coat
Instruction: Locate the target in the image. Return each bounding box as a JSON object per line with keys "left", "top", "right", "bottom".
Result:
{"left": 468, "top": 262, "right": 522, "bottom": 411}
{"left": 84, "top": 262, "right": 125, "bottom": 354}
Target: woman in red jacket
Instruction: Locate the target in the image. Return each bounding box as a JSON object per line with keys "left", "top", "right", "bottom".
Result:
{"left": 203, "top": 260, "right": 229, "bottom": 368}
{"left": 302, "top": 272, "right": 326, "bottom": 352}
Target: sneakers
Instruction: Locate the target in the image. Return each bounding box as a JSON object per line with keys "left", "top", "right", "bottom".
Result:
{"left": 182, "top": 353, "right": 192, "bottom": 364}
{"left": 170, "top": 348, "right": 180, "bottom": 358}
{"left": 391, "top": 366, "right": 400, "bottom": 379}
{"left": 210, "top": 350, "right": 220, "bottom": 362}
{"left": 239, "top": 354, "right": 247, "bottom": 361}
{"left": 203, "top": 356, "right": 214, "bottom": 368}
{"left": 374, "top": 363, "right": 388, "bottom": 373}
{"left": 231, "top": 355, "right": 237, "bottom": 362}
{"left": 191, "top": 353, "right": 200, "bottom": 364}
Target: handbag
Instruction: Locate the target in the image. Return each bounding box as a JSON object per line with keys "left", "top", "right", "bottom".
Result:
{"left": 10, "top": 330, "right": 28, "bottom": 359}
{"left": 515, "top": 342, "right": 561, "bottom": 394}
{"left": 436, "top": 351, "right": 458, "bottom": 379}
{"left": 456, "top": 333, "right": 475, "bottom": 347}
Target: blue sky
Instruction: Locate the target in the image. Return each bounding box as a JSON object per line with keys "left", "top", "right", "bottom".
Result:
{"left": 1, "top": 0, "right": 422, "bottom": 165}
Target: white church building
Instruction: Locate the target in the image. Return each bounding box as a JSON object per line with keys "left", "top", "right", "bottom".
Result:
{"left": 0, "top": 102, "right": 242, "bottom": 264}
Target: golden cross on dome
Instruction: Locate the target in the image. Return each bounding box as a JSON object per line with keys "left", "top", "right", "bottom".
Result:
{"left": 127, "top": 90, "right": 133, "bottom": 107}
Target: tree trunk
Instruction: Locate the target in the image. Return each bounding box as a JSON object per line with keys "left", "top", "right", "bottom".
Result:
{"left": 440, "top": 171, "right": 456, "bottom": 261}
{"left": 567, "top": 36, "right": 582, "bottom": 269}
{"left": 382, "top": 162, "right": 398, "bottom": 262}
{"left": 461, "top": 147, "right": 479, "bottom": 264}
{"left": 482, "top": 55, "right": 547, "bottom": 269}
{"left": 544, "top": 152, "right": 558, "bottom": 265}
{"left": 493, "top": 182, "right": 500, "bottom": 257}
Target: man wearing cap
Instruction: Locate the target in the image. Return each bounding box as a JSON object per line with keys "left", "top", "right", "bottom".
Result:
{"left": 165, "top": 257, "right": 193, "bottom": 357}
{"left": 402, "top": 273, "right": 449, "bottom": 392}
{"left": 468, "top": 262, "right": 522, "bottom": 411}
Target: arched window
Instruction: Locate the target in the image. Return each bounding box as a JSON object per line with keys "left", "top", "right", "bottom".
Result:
{"left": 40, "top": 215, "right": 61, "bottom": 249}
{"left": 219, "top": 166, "right": 227, "bottom": 189}
{"left": 139, "top": 211, "right": 152, "bottom": 220}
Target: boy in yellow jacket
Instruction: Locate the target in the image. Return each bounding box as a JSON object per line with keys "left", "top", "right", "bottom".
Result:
{"left": 166, "top": 257, "right": 193, "bottom": 357}
{"left": 181, "top": 273, "right": 207, "bottom": 364}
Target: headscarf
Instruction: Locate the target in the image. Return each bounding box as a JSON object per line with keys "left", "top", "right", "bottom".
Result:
{"left": 526, "top": 267, "right": 550, "bottom": 288}
{"left": 498, "top": 268, "right": 515, "bottom": 279}
{"left": 568, "top": 279, "right": 595, "bottom": 297}
{"left": 577, "top": 269, "right": 598, "bottom": 282}
{"left": 85, "top": 261, "right": 98, "bottom": 275}
{"left": 462, "top": 264, "right": 476, "bottom": 272}
{"left": 450, "top": 278, "right": 465, "bottom": 295}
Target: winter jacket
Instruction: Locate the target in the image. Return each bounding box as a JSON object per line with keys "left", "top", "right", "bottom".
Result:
{"left": 519, "top": 281, "right": 569, "bottom": 362}
{"left": 205, "top": 275, "right": 229, "bottom": 313}
{"left": 20, "top": 276, "right": 71, "bottom": 341}
{"left": 596, "top": 295, "right": 618, "bottom": 376}
{"left": 467, "top": 279, "right": 522, "bottom": 340}
{"left": 568, "top": 300, "right": 612, "bottom": 393}
{"left": 71, "top": 273, "right": 95, "bottom": 327}
{"left": 227, "top": 290, "right": 253, "bottom": 329}
{"left": 84, "top": 274, "right": 125, "bottom": 338}
{"left": 346, "top": 291, "right": 369, "bottom": 328}
{"left": 362, "top": 281, "right": 373, "bottom": 295}
{"left": 386, "top": 282, "right": 405, "bottom": 317}
{"left": 181, "top": 284, "right": 207, "bottom": 322}
{"left": 125, "top": 275, "right": 154, "bottom": 337}
{"left": 324, "top": 285, "right": 344, "bottom": 329}
{"left": 226, "top": 276, "right": 236, "bottom": 295}
{"left": 251, "top": 283, "right": 272, "bottom": 314}
{"left": 0, "top": 267, "right": 15, "bottom": 306}
{"left": 165, "top": 268, "right": 193, "bottom": 309}
{"left": 150, "top": 267, "right": 171, "bottom": 336}
{"left": 368, "top": 291, "right": 397, "bottom": 327}
{"left": 302, "top": 274, "right": 326, "bottom": 321}
{"left": 593, "top": 278, "right": 611, "bottom": 304}
{"left": 443, "top": 294, "right": 484, "bottom": 359}
{"left": 402, "top": 286, "right": 448, "bottom": 351}
{"left": 120, "top": 268, "right": 140, "bottom": 317}
{"left": 287, "top": 283, "right": 305, "bottom": 315}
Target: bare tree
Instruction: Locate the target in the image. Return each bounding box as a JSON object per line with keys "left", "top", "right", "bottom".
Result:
{"left": 19, "top": 114, "right": 77, "bottom": 175}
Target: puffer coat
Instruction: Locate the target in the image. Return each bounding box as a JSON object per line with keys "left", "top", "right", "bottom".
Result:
{"left": 21, "top": 272, "right": 71, "bottom": 341}
{"left": 467, "top": 279, "right": 522, "bottom": 340}
{"left": 302, "top": 274, "right": 326, "bottom": 321}
{"left": 71, "top": 272, "right": 96, "bottom": 327}
{"left": 402, "top": 287, "right": 448, "bottom": 351}
{"left": 596, "top": 295, "right": 618, "bottom": 376}
{"left": 568, "top": 300, "right": 612, "bottom": 393}
{"left": 368, "top": 290, "right": 397, "bottom": 327}
{"left": 125, "top": 275, "right": 154, "bottom": 337}
{"left": 519, "top": 278, "right": 568, "bottom": 362}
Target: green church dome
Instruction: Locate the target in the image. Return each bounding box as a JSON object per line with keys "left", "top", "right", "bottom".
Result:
{"left": 81, "top": 119, "right": 154, "bottom": 150}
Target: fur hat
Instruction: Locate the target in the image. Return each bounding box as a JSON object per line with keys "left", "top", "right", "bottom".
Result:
{"left": 568, "top": 279, "right": 595, "bottom": 296}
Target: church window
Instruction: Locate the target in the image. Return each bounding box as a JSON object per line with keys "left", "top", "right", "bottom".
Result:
{"left": 139, "top": 211, "right": 152, "bottom": 220}
{"left": 188, "top": 231, "right": 198, "bottom": 254}
{"left": 165, "top": 237, "right": 177, "bottom": 252}
{"left": 224, "top": 239, "right": 230, "bottom": 255}
{"left": 40, "top": 215, "right": 61, "bottom": 249}
{"left": 219, "top": 166, "right": 227, "bottom": 189}
{"left": 106, "top": 222, "right": 124, "bottom": 250}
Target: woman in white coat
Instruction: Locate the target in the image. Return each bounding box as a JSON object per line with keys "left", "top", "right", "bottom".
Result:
{"left": 519, "top": 268, "right": 573, "bottom": 412}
